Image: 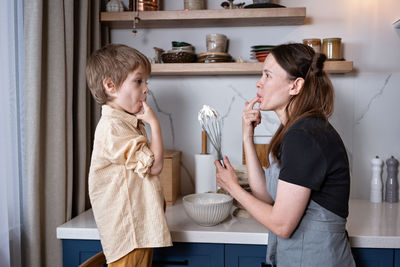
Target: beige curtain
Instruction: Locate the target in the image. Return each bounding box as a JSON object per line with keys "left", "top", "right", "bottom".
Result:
{"left": 23, "top": 1, "right": 107, "bottom": 266}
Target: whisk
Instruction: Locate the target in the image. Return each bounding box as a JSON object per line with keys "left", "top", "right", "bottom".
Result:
{"left": 198, "top": 105, "right": 224, "bottom": 167}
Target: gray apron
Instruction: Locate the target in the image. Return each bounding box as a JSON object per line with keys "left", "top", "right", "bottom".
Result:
{"left": 265, "top": 157, "right": 356, "bottom": 267}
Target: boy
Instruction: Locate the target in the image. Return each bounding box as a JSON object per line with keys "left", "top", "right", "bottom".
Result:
{"left": 86, "top": 44, "right": 172, "bottom": 266}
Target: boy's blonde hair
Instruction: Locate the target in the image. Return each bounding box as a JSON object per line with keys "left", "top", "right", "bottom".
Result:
{"left": 86, "top": 44, "right": 151, "bottom": 105}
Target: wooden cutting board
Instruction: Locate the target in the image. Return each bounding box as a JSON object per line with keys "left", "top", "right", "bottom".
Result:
{"left": 242, "top": 143, "right": 269, "bottom": 167}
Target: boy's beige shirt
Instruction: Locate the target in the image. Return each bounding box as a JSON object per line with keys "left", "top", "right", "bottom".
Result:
{"left": 88, "top": 105, "right": 172, "bottom": 264}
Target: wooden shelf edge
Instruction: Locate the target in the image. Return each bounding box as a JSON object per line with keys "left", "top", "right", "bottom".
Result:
{"left": 151, "top": 61, "right": 353, "bottom": 76}
{"left": 100, "top": 8, "right": 306, "bottom": 28}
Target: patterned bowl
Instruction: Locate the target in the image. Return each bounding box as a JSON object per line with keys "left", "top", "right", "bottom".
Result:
{"left": 183, "top": 193, "right": 233, "bottom": 226}
{"left": 161, "top": 51, "right": 196, "bottom": 63}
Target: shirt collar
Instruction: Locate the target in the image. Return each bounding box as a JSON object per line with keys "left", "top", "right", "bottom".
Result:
{"left": 102, "top": 105, "right": 139, "bottom": 128}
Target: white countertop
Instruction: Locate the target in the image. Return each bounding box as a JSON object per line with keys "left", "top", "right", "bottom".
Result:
{"left": 57, "top": 198, "right": 400, "bottom": 248}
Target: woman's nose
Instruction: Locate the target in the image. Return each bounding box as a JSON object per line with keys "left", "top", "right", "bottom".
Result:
{"left": 256, "top": 78, "right": 262, "bottom": 88}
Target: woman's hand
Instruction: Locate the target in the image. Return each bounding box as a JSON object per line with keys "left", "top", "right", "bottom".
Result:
{"left": 215, "top": 156, "right": 240, "bottom": 194}
{"left": 242, "top": 97, "right": 261, "bottom": 141}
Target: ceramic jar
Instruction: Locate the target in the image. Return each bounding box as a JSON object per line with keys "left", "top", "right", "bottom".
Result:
{"left": 322, "top": 38, "right": 342, "bottom": 60}
{"left": 206, "top": 34, "right": 228, "bottom": 53}
{"left": 106, "top": 0, "right": 124, "bottom": 12}
{"left": 303, "top": 38, "right": 321, "bottom": 53}
{"left": 184, "top": 0, "right": 205, "bottom": 10}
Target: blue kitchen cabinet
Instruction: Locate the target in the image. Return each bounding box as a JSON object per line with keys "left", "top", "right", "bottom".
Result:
{"left": 61, "top": 240, "right": 399, "bottom": 267}
{"left": 62, "top": 239, "right": 103, "bottom": 267}
{"left": 352, "top": 248, "right": 394, "bottom": 267}
{"left": 61, "top": 240, "right": 224, "bottom": 267}
{"left": 153, "top": 243, "right": 224, "bottom": 267}
{"left": 395, "top": 249, "right": 400, "bottom": 267}
{"left": 225, "top": 244, "right": 269, "bottom": 267}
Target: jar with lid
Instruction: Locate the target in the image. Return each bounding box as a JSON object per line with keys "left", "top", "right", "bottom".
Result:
{"left": 303, "top": 38, "right": 321, "bottom": 53}
{"left": 322, "top": 38, "right": 342, "bottom": 60}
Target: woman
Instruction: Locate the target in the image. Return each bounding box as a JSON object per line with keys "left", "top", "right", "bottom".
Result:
{"left": 215, "top": 43, "right": 356, "bottom": 266}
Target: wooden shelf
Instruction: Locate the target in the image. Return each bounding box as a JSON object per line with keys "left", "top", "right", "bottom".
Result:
{"left": 100, "top": 8, "right": 306, "bottom": 29}
{"left": 150, "top": 61, "right": 353, "bottom": 76}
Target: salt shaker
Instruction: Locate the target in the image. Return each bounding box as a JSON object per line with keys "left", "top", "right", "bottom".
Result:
{"left": 385, "top": 156, "right": 399, "bottom": 203}
{"left": 370, "top": 156, "right": 383, "bottom": 203}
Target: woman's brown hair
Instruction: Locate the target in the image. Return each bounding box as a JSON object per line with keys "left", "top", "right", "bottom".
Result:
{"left": 266, "top": 43, "right": 334, "bottom": 167}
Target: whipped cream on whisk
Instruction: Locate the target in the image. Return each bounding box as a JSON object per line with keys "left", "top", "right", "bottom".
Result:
{"left": 198, "top": 105, "right": 219, "bottom": 121}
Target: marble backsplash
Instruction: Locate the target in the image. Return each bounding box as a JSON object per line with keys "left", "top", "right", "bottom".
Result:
{"left": 143, "top": 73, "right": 400, "bottom": 199}
{"left": 112, "top": 0, "right": 400, "bottom": 199}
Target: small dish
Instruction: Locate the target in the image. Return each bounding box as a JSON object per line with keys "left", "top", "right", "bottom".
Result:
{"left": 172, "top": 41, "right": 192, "bottom": 47}
{"left": 244, "top": 3, "right": 285, "bottom": 8}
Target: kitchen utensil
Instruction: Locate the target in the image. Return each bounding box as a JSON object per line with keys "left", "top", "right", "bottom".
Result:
{"left": 183, "top": 193, "right": 233, "bottom": 226}
{"left": 198, "top": 105, "right": 223, "bottom": 165}
{"left": 202, "top": 130, "right": 207, "bottom": 154}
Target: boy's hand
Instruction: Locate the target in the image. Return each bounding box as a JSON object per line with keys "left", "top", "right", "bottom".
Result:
{"left": 136, "top": 101, "right": 159, "bottom": 126}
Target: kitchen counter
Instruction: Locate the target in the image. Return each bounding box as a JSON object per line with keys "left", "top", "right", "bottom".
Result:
{"left": 57, "top": 198, "right": 400, "bottom": 248}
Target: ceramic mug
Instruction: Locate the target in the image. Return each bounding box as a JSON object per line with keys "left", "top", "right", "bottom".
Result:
{"left": 206, "top": 34, "right": 228, "bottom": 53}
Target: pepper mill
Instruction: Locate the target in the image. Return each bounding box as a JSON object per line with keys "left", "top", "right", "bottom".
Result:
{"left": 370, "top": 156, "right": 383, "bottom": 203}
{"left": 385, "top": 156, "right": 399, "bottom": 203}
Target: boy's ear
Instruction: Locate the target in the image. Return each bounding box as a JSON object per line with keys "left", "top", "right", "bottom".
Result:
{"left": 103, "top": 77, "right": 116, "bottom": 95}
{"left": 289, "top": 77, "right": 304, "bottom": 96}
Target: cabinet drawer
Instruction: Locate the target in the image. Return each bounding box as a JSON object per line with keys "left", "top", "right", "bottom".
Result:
{"left": 225, "top": 244, "right": 268, "bottom": 267}
{"left": 153, "top": 242, "right": 224, "bottom": 267}
{"left": 352, "top": 248, "right": 394, "bottom": 267}
{"left": 62, "top": 239, "right": 103, "bottom": 266}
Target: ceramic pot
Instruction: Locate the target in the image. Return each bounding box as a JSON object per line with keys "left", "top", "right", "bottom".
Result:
{"left": 106, "top": 0, "right": 124, "bottom": 12}
{"left": 206, "top": 34, "right": 228, "bottom": 53}
{"left": 184, "top": 0, "right": 205, "bottom": 10}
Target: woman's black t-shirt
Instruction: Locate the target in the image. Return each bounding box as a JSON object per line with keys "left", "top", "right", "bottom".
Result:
{"left": 278, "top": 116, "right": 350, "bottom": 218}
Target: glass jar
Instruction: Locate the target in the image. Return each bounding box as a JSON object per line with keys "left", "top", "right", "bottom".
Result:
{"left": 303, "top": 38, "right": 321, "bottom": 53}
{"left": 322, "top": 38, "right": 342, "bottom": 60}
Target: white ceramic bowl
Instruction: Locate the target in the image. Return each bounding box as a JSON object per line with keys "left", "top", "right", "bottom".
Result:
{"left": 182, "top": 193, "right": 233, "bottom": 226}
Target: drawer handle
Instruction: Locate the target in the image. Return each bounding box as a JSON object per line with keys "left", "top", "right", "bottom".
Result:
{"left": 153, "top": 259, "right": 189, "bottom": 266}
{"left": 261, "top": 262, "right": 273, "bottom": 267}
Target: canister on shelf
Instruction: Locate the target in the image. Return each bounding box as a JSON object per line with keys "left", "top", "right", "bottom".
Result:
{"left": 322, "top": 38, "right": 342, "bottom": 60}
{"left": 137, "top": 0, "right": 160, "bottom": 11}
{"left": 184, "top": 0, "right": 205, "bottom": 10}
{"left": 303, "top": 38, "right": 321, "bottom": 53}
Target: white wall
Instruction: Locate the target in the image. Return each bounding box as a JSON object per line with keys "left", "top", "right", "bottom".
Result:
{"left": 112, "top": 0, "right": 400, "bottom": 199}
